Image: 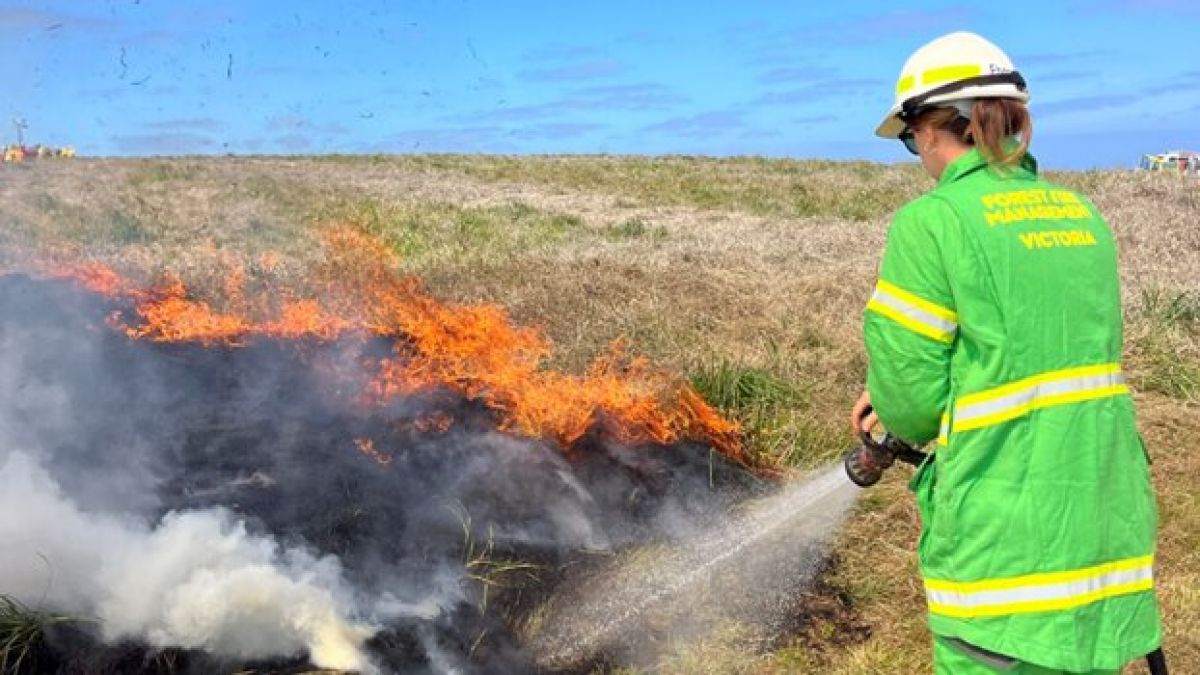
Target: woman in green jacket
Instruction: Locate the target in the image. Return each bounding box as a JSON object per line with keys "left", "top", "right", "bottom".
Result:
{"left": 850, "top": 32, "right": 1163, "bottom": 674}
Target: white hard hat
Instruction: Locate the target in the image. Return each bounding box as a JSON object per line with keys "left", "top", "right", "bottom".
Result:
{"left": 876, "top": 31, "right": 1030, "bottom": 139}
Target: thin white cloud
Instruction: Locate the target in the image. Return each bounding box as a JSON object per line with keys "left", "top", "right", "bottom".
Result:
{"left": 145, "top": 118, "right": 224, "bottom": 133}
{"left": 0, "top": 7, "right": 114, "bottom": 32}
{"left": 519, "top": 60, "right": 626, "bottom": 83}
{"left": 521, "top": 43, "right": 606, "bottom": 63}
{"left": 754, "top": 78, "right": 880, "bottom": 106}
{"left": 109, "top": 132, "right": 217, "bottom": 155}
{"left": 446, "top": 82, "right": 688, "bottom": 124}
{"left": 509, "top": 122, "right": 605, "bottom": 140}
{"left": 642, "top": 110, "right": 746, "bottom": 137}
{"left": 1034, "top": 94, "right": 1139, "bottom": 116}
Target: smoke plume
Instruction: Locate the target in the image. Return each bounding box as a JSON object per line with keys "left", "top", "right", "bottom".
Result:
{"left": 0, "top": 452, "right": 375, "bottom": 670}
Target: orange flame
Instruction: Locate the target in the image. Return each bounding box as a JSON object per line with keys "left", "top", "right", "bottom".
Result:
{"left": 354, "top": 438, "right": 393, "bottom": 466}
{"left": 413, "top": 412, "right": 454, "bottom": 434}
{"left": 35, "top": 228, "right": 747, "bottom": 465}
{"left": 47, "top": 262, "right": 133, "bottom": 298}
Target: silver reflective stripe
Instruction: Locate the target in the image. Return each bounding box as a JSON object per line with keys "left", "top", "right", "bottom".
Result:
{"left": 926, "top": 559, "right": 1152, "bottom": 619}
{"left": 870, "top": 288, "right": 958, "bottom": 335}
{"left": 926, "top": 565, "right": 1152, "bottom": 610}
{"left": 954, "top": 371, "right": 1125, "bottom": 426}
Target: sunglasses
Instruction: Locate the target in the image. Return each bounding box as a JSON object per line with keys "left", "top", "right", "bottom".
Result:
{"left": 899, "top": 128, "right": 919, "bottom": 156}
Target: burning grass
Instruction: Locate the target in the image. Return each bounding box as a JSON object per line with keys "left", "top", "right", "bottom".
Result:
{"left": 30, "top": 228, "right": 746, "bottom": 464}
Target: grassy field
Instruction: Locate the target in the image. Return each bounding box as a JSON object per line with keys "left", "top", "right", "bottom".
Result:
{"left": 1, "top": 155, "right": 1197, "bottom": 673}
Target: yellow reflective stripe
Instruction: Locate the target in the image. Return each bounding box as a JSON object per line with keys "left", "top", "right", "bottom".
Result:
{"left": 928, "top": 578, "right": 1153, "bottom": 618}
{"left": 957, "top": 363, "right": 1120, "bottom": 408}
{"left": 866, "top": 280, "right": 958, "bottom": 343}
{"left": 924, "top": 555, "right": 1152, "bottom": 594}
{"left": 951, "top": 363, "right": 1127, "bottom": 433}
{"left": 921, "top": 64, "right": 983, "bottom": 86}
{"left": 925, "top": 555, "right": 1154, "bottom": 618}
{"left": 936, "top": 413, "right": 949, "bottom": 447}
{"left": 866, "top": 298, "right": 955, "bottom": 343}
{"left": 876, "top": 280, "right": 957, "bottom": 323}
{"left": 954, "top": 384, "right": 1129, "bottom": 432}
{"left": 896, "top": 64, "right": 985, "bottom": 97}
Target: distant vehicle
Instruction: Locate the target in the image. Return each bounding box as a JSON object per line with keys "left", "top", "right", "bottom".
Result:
{"left": 1138, "top": 150, "right": 1199, "bottom": 175}
{"left": 2, "top": 144, "right": 75, "bottom": 162}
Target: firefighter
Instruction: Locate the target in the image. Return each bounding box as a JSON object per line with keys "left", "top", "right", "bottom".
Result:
{"left": 850, "top": 32, "right": 1162, "bottom": 674}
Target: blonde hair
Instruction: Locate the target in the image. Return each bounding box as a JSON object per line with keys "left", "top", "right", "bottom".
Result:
{"left": 916, "top": 99, "right": 1033, "bottom": 167}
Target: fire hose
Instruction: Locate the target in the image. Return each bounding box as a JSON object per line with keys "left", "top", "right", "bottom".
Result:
{"left": 842, "top": 407, "right": 1169, "bottom": 674}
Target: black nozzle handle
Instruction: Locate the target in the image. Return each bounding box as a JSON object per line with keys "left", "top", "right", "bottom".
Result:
{"left": 858, "top": 404, "right": 929, "bottom": 466}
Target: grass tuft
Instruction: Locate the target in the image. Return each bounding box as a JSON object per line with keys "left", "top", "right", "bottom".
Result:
{"left": 691, "top": 357, "right": 841, "bottom": 467}
{"left": 453, "top": 506, "right": 541, "bottom": 616}
{"left": 0, "top": 595, "right": 76, "bottom": 675}
{"left": 604, "top": 217, "right": 667, "bottom": 242}
{"left": 691, "top": 359, "right": 803, "bottom": 412}
{"left": 1130, "top": 287, "right": 1200, "bottom": 402}
{"left": 125, "top": 160, "right": 204, "bottom": 187}
{"left": 1141, "top": 287, "right": 1200, "bottom": 328}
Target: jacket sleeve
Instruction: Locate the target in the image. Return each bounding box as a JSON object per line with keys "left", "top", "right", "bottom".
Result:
{"left": 864, "top": 198, "right": 957, "bottom": 445}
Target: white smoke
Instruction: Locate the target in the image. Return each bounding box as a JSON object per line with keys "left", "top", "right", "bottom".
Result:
{"left": 0, "top": 451, "right": 378, "bottom": 671}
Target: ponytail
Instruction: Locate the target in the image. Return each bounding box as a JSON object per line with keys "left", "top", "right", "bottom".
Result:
{"left": 968, "top": 99, "right": 1032, "bottom": 167}
{"left": 915, "top": 98, "right": 1034, "bottom": 168}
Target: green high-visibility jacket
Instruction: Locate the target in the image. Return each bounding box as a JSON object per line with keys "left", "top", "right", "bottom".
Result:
{"left": 863, "top": 148, "right": 1161, "bottom": 671}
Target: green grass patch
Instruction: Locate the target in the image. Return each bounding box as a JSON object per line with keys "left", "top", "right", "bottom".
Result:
{"left": 1130, "top": 287, "right": 1200, "bottom": 402}
{"left": 105, "top": 209, "right": 152, "bottom": 244}
{"left": 605, "top": 217, "right": 667, "bottom": 242}
{"left": 1134, "top": 335, "right": 1199, "bottom": 401}
{"left": 396, "top": 155, "right": 923, "bottom": 221}
{"left": 311, "top": 197, "right": 588, "bottom": 265}
{"left": 1142, "top": 287, "right": 1200, "bottom": 328}
{"left": 19, "top": 192, "right": 157, "bottom": 247}
{"left": 126, "top": 160, "right": 205, "bottom": 187}
{"left": 692, "top": 359, "right": 803, "bottom": 412}
{"left": 691, "top": 357, "right": 839, "bottom": 467}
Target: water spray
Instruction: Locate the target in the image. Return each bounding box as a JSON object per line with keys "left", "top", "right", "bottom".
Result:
{"left": 528, "top": 464, "right": 858, "bottom": 670}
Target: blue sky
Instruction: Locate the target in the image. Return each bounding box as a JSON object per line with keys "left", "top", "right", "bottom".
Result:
{"left": 5, "top": 1, "right": 1198, "bottom": 167}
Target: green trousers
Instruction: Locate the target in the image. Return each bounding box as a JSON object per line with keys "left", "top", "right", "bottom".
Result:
{"left": 934, "top": 636, "right": 1121, "bottom": 674}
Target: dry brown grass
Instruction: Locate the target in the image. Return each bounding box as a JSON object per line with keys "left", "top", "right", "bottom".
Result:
{"left": 1, "top": 156, "right": 1197, "bottom": 673}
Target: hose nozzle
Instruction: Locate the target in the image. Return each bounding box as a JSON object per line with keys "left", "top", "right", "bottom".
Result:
{"left": 843, "top": 406, "right": 928, "bottom": 487}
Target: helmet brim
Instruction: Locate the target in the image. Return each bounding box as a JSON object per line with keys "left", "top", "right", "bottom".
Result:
{"left": 875, "top": 107, "right": 906, "bottom": 139}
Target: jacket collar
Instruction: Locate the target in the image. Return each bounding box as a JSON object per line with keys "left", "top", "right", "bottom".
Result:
{"left": 938, "top": 147, "right": 1038, "bottom": 187}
